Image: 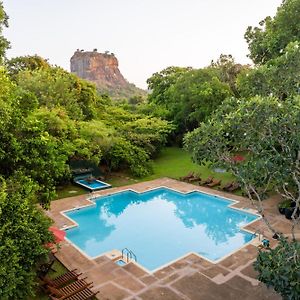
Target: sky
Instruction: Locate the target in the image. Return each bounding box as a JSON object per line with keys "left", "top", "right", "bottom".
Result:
{"left": 3, "top": 0, "right": 282, "bottom": 89}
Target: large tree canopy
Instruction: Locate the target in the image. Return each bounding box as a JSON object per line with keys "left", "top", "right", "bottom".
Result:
{"left": 5, "top": 55, "right": 50, "bottom": 76}
{"left": 184, "top": 96, "right": 300, "bottom": 236}
{"left": 147, "top": 66, "right": 191, "bottom": 105}
{"left": 0, "top": 174, "right": 53, "bottom": 299}
{"left": 237, "top": 41, "right": 300, "bottom": 100}
{"left": 0, "top": 1, "right": 9, "bottom": 63}
{"left": 245, "top": 0, "right": 300, "bottom": 64}
{"left": 147, "top": 67, "right": 232, "bottom": 138}
{"left": 210, "top": 54, "right": 249, "bottom": 97}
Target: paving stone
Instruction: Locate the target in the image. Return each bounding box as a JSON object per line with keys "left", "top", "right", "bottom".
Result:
{"left": 85, "top": 265, "right": 116, "bottom": 285}
{"left": 161, "top": 273, "right": 181, "bottom": 284}
{"left": 185, "top": 254, "right": 213, "bottom": 269}
{"left": 240, "top": 263, "right": 259, "bottom": 279}
{"left": 184, "top": 254, "right": 202, "bottom": 263}
{"left": 139, "top": 287, "right": 184, "bottom": 300}
{"left": 113, "top": 267, "right": 129, "bottom": 277}
{"left": 153, "top": 266, "right": 174, "bottom": 279}
{"left": 139, "top": 275, "right": 158, "bottom": 285}
{"left": 224, "top": 275, "right": 256, "bottom": 293}
{"left": 220, "top": 245, "right": 258, "bottom": 270}
{"left": 55, "top": 244, "right": 96, "bottom": 272}
{"left": 172, "top": 272, "right": 250, "bottom": 300}
{"left": 97, "top": 282, "right": 131, "bottom": 300}
{"left": 200, "top": 265, "right": 230, "bottom": 278}
{"left": 171, "top": 258, "right": 189, "bottom": 270}
{"left": 123, "top": 263, "right": 147, "bottom": 278}
{"left": 94, "top": 255, "right": 110, "bottom": 265}
{"left": 115, "top": 275, "right": 145, "bottom": 292}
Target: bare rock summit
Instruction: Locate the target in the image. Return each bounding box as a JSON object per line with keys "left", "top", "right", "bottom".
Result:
{"left": 70, "top": 49, "right": 145, "bottom": 99}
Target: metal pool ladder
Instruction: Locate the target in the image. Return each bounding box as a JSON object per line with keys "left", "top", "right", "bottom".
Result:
{"left": 253, "top": 229, "right": 263, "bottom": 241}
{"left": 122, "top": 248, "right": 137, "bottom": 263}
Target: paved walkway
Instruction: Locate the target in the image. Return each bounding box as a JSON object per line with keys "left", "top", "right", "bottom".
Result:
{"left": 45, "top": 178, "right": 297, "bottom": 300}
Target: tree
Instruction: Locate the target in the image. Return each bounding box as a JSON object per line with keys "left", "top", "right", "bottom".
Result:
{"left": 0, "top": 1, "right": 9, "bottom": 64}
{"left": 0, "top": 174, "right": 53, "bottom": 299}
{"left": 104, "top": 138, "right": 151, "bottom": 177}
{"left": 165, "top": 68, "right": 231, "bottom": 134}
{"left": 5, "top": 55, "right": 50, "bottom": 76}
{"left": 237, "top": 41, "right": 300, "bottom": 100}
{"left": 245, "top": 0, "right": 300, "bottom": 64}
{"left": 120, "top": 117, "right": 174, "bottom": 156}
{"left": 184, "top": 96, "right": 300, "bottom": 298}
{"left": 96, "top": 104, "right": 173, "bottom": 175}
{"left": 210, "top": 54, "right": 249, "bottom": 97}
{"left": 185, "top": 96, "right": 300, "bottom": 236}
{"left": 15, "top": 67, "right": 103, "bottom": 121}
{"left": 147, "top": 66, "right": 191, "bottom": 105}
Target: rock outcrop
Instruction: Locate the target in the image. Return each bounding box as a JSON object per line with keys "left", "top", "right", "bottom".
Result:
{"left": 70, "top": 50, "right": 145, "bottom": 99}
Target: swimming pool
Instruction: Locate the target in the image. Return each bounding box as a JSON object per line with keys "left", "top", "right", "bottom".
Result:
{"left": 64, "top": 187, "right": 259, "bottom": 272}
{"left": 75, "top": 179, "right": 111, "bottom": 191}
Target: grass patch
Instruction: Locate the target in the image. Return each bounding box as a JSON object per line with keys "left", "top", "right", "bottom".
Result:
{"left": 55, "top": 147, "right": 236, "bottom": 197}
{"left": 32, "top": 260, "right": 68, "bottom": 300}
{"left": 55, "top": 184, "right": 87, "bottom": 200}
{"left": 106, "top": 147, "right": 235, "bottom": 187}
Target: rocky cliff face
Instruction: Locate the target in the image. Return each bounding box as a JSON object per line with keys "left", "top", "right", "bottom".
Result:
{"left": 70, "top": 50, "right": 145, "bottom": 99}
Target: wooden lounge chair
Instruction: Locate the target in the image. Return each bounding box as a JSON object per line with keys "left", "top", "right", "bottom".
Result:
{"left": 46, "top": 279, "right": 92, "bottom": 300}
{"left": 201, "top": 176, "right": 214, "bottom": 185}
{"left": 50, "top": 288, "right": 99, "bottom": 300}
{"left": 179, "top": 171, "right": 195, "bottom": 181}
{"left": 227, "top": 182, "right": 240, "bottom": 192}
{"left": 206, "top": 179, "right": 221, "bottom": 187}
{"left": 221, "top": 181, "right": 234, "bottom": 191}
{"left": 41, "top": 269, "right": 82, "bottom": 288}
{"left": 188, "top": 173, "right": 201, "bottom": 183}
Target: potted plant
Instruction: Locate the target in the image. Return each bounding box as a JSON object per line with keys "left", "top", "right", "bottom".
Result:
{"left": 278, "top": 200, "right": 292, "bottom": 215}
{"left": 284, "top": 202, "right": 298, "bottom": 220}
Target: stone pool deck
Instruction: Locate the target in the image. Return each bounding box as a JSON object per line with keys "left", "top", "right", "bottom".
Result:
{"left": 45, "top": 177, "right": 299, "bottom": 300}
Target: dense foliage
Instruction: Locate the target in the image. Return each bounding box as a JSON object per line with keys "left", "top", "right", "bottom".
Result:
{"left": 0, "top": 175, "right": 53, "bottom": 299}
{"left": 147, "top": 66, "right": 232, "bottom": 139}
{"left": 0, "top": 1, "right": 9, "bottom": 63}
{"left": 237, "top": 41, "right": 300, "bottom": 99}
{"left": 0, "top": 63, "right": 173, "bottom": 205}
{"left": 245, "top": 0, "right": 300, "bottom": 64}
{"left": 254, "top": 239, "right": 300, "bottom": 299}
{"left": 184, "top": 96, "right": 300, "bottom": 233}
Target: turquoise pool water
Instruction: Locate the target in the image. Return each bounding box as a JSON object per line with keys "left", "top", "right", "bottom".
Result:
{"left": 65, "top": 188, "right": 258, "bottom": 271}
{"left": 76, "top": 179, "right": 111, "bottom": 191}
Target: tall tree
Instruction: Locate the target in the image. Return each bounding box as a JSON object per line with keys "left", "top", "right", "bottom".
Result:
{"left": 147, "top": 66, "right": 191, "bottom": 105}
{"left": 0, "top": 1, "right": 9, "bottom": 64}
{"left": 5, "top": 55, "right": 50, "bottom": 76}
{"left": 245, "top": 0, "right": 300, "bottom": 64}
{"left": 165, "top": 68, "right": 231, "bottom": 134}
{"left": 237, "top": 41, "right": 300, "bottom": 100}
{"left": 0, "top": 174, "right": 53, "bottom": 299}
{"left": 184, "top": 96, "right": 300, "bottom": 298}
{"left": 210, "top": 54, "right": 249, "bottom": 97}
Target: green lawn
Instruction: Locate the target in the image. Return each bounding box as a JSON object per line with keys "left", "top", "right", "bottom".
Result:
{"left": 55, "top": 147, "right": 236, "bottom": 199}
{"left": 106, "top": 147, "right": 235, "bottom": 187}
{"left": 32, "top": 260, "right": 68, "bottom": 300}
{"left": 55, "top": 183, "right": 87, "bottom": 200}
